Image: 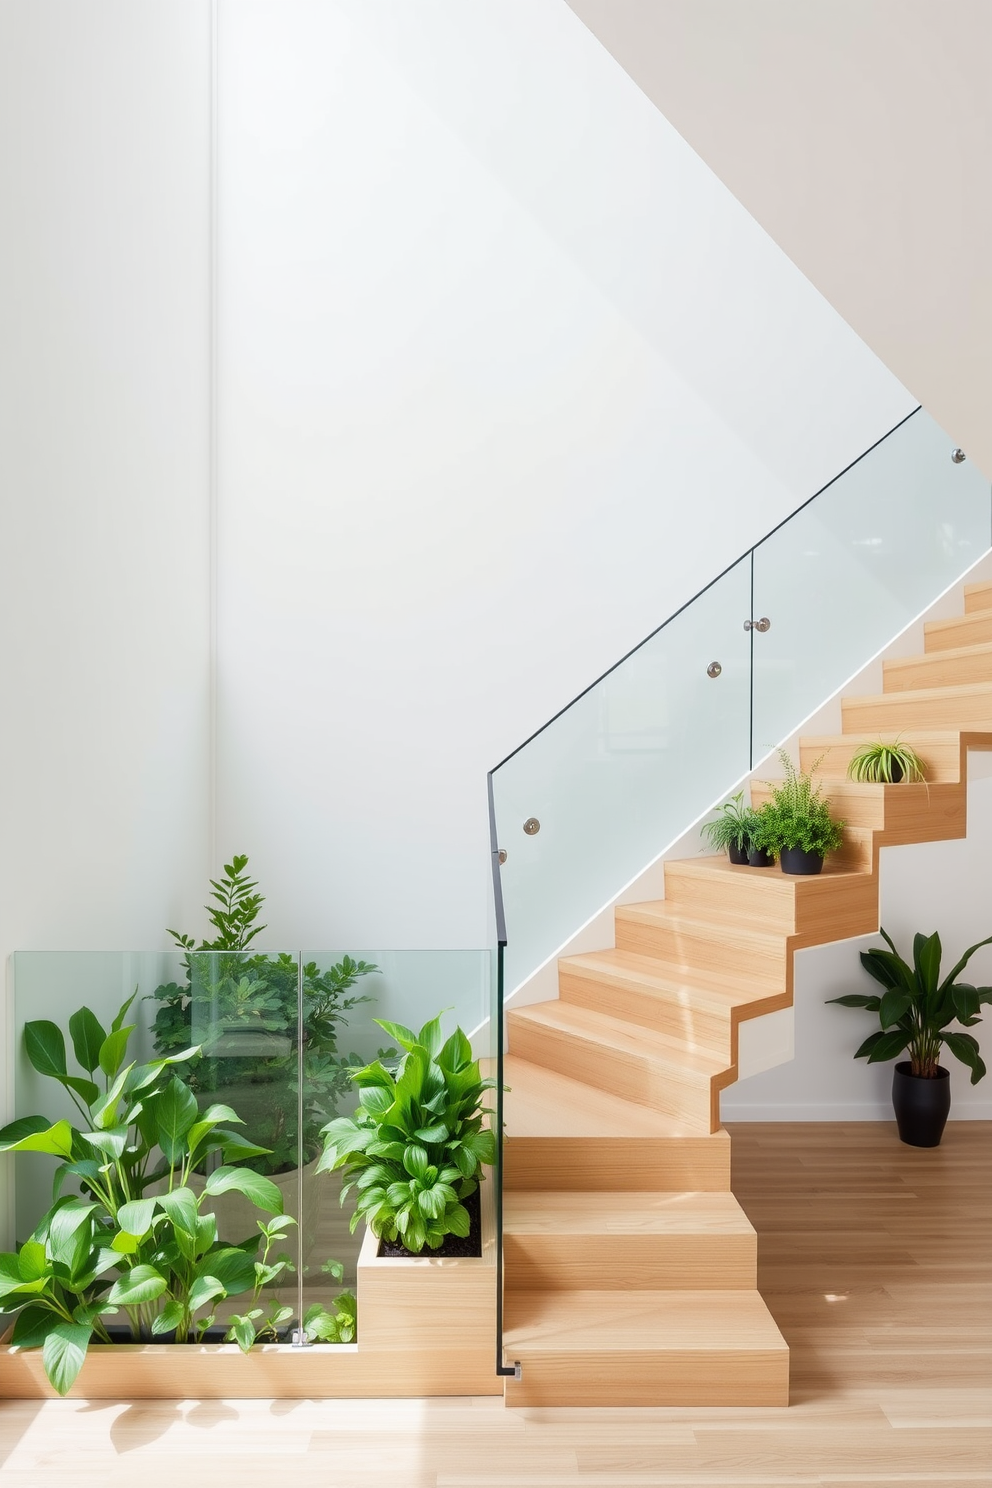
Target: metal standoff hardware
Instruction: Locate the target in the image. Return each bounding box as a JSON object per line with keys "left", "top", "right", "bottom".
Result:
{"left": 951, "top": 448, "right": 966, "bottom": 463}
{"left": 497, "top": 848, "right": 507, "bottom": 864}
{"left": 706, "top": 661, "right": 722, "bottom": 678}
{"left": 744, "top": 617, "right": 771, "bottom": 632}
{"left": 523, "top": 818, "right": 540, "bottom": 835}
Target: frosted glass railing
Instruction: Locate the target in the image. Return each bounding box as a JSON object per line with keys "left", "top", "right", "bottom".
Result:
{"left": 490, "top": 408, "right": 991, "bottom": 994}
{"left": 7, "top": 948, "right": 498, "bottom": 1354}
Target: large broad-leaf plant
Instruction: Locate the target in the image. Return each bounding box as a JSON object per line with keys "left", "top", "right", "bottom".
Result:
{"left": 0, "top": 994, "right": 352, "bottom": 1394}
{"left": 317, "top": 1014, "right": 496, "bottom": 1254}
{"left": 827, "top": 927, "right": 992, "bottom": 1081}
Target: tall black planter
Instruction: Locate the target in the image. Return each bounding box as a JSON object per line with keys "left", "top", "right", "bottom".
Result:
{"left": 728, "top": 841, "right": 751, "bottom": 865}
{"left": 891, "top": 1061, "right": 950, "bottom": 1147}
{"left": 779, "top": 846, "right": 824, "bottom": 875}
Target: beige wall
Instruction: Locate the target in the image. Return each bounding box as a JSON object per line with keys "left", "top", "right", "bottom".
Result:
{"left": 567, "top": 0, "right": 992, "bottom": 477}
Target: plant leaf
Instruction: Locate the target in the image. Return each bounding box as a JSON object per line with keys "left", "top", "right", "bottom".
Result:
{"left": 156, "top": 1187, "right": 199, "bottom": 1237}
{"left": 42, "top": 1322, "right": 91, "bottom": 1396}
{"left": 204, "top": 1166, "right": 283, "bottom": 1214}
{"left": 68, "top": 1008, "right": 107, "bottom": 1075}
{"left": 98, "top": 1026, "right": 135, "bottom": 1080}
{"left": 117, "top": 1199, "right": 157, "bottom": 1239}
{"left": 112, "top": 990, "right": 138, "bottom": 1033}
{"left": 941, "top": 1031, "right": 987, "bottom": 1085}
{"left": 154, "top": 1076, "right": 199, "bottom": 1163}
{"left": 151, "top": 1300, "right": 185, "bottom": 1336}
{"left": 107, "top": 1265, "right": 168, "bottom": 1306}
{"left": 10, "top": 1304, "right": 61, "bottom": 1350}
{"left": 865, "top": 1030, "right": 912, "bottom": 1063}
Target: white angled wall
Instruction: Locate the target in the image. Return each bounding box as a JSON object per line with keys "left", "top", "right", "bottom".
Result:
{"left": 213, "top": 0, "right": 912, "bottom": 950}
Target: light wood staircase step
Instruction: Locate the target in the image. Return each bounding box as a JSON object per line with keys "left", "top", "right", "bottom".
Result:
{"left": 614, "top": 902, "right": 787, "bottom": 988}
{"left": 884, "top": 641, "right": 992, "bottom": 693}
{"left": 799, "top": 730, "right": 965, "bottom": 783}
{"left": 663, "top": 852, "right": 876, "bottom": 946}
{"left": 501, "top": 1055, "right": 732, "bottom": 1192}
{"left": 964, "top": 579, "right": 992, "bottom": 613}
{"left": 558, "top": 947, "right": 778, "bottom": 1059}
{"left": 503, "top": 1191, "right": 756, "bottom": 1290}
{"left": 925, "top": 607, "right": 992, "bottom": 652}
{"left": 507, "top": 1000, "right": 730, "bottom": 1133}
{"left": 503, "top": 1289, "right": 790, "bottom": 1407}
{"left": 842, "top": 681, "right": 992, "bottom": 734}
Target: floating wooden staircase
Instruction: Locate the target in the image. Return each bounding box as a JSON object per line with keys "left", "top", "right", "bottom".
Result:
{"left": 501, "top": 577, "right": 992, "bottom": 1407}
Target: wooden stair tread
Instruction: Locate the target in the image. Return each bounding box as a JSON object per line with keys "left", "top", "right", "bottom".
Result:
{"left": 503, "top": 1190, "right": 753, "bottom": 1237}
{"left": 889, "top": 638, "right": 992, "bottom": 665}
{"left": 559, "top": 947, "right": 782, "bottom": 1012}
{"left": 617, "top": 900, "right": 786, "bottom": 949}
{"left": 509, "top": 999, "right": 729, "bottom": 1076}
{"left": 843, "top": 679, "right": 992, "bottom": 707}
{"left": 504, "top": 1288, "right": 788, "bottom": 1353}
{"left": 964, "top": 579, "right": 992, "bottom": 612}
{"left": 502, "top": 1055, "right": 713, "bottom": 1140}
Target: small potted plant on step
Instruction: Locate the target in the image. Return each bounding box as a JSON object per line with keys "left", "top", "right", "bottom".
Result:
{"left": 827, "top": 927, "right": 992, "bottom": 1146}
{"left": 847, "top": 739, "right": 928, "bottom": 785}
{"left": 757, "top": 750, "right": 844, "bottom": 875}
{"left": 700, "top": 793, "right": 772, "bottom": 866}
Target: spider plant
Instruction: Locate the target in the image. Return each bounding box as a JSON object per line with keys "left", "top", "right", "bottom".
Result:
{"left": 848, "top": 739, "right": 927, "bottom": 785}
{"left": 700, "top": 792, "right": 762, "bottom": 856}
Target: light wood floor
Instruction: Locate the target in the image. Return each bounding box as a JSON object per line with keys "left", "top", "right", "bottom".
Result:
{"left": 1, "top": 1122, "right": 988, "bottom": 1487}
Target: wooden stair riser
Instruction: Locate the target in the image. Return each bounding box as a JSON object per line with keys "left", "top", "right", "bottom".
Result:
{"left": 503, "top": 1348, "right": 789, "bottom": 1408}
{"left": 507, "top": 1009, "right": 721, "bottom": 1132}
{"left": 504, "top": 1232, "right": 756, "bottom": 1291}
{"left": 614, "top": 908, "right": 786, "bottom": 991}
{"left": 799, "top": 731, "right": 964, "bottom": 783}
{"left": 842, "top": 686, "right": 992, "bottom": 734}
{"left": 884, "top": 644, "right": 992, "bottom": 693}
{"left": 964, "top": 580, "right": 992, "bottom": 613}
{"left": 558, "top": 960, "right": 733, "bottom": 1058}
{"left": 503, "top": 1135, "right": 732, "bottom": 1193}
{"left": 663, "top": 855, "right": 878, "bottom": 944}
{"left": 925, "top": 609, "right": 992, "bottom": 652}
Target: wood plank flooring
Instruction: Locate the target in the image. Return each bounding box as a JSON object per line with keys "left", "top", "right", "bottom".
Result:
{"left": 2, "top": 1122, "right": 987, "bottom": 1486}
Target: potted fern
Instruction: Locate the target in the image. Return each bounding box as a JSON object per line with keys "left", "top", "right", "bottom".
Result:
{"left": 847, "top": 739, "right": 927, "bottom": 784}
{"left": 827, "top": 928, "right": 991, "bottom": 1146}
{"left": 756, "top": 750, "right": 844, "bottom": 875}
{"left": 700, "top": 793, "right": 773, "bottom": 867}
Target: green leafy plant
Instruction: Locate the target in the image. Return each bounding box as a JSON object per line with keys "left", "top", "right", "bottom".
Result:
{"left": 317, "top": 1013, "right": 497, "bottom": 1255}
{"left": 827, "top": 927, "right": 992, "bottom": 1082}
{"left": 847, "top": 739, "right": 927, "bottom": 785}
{"left": 0, "top": 996, "right": 293, "bottom": 1392}
{"left": 756, "top": 750, "right": 844, "bottom": 860}
{"left": 150, "top": 857, "right": 381, "bottom": 1174}
{"left": 700, "top": 792, "right": 765, "bottom": 855}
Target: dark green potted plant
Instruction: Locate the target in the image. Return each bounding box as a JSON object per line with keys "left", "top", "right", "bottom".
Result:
{"left": 700, "top": 792, "right": 772, "bottom": 867}
{"left": 847, "top": 739, "right": 927, "bottom": 784}
{"left": 318, "top": 1013, "right": 497, "bottom": 1256}
{"left": 757, "top": 750, "right": 844, "bottom": 875}
{"left": 0, "top": 995, "right": 353, "bottom": 1394}
{"left": 827, "top": 927, "right": 992, "bottom": 1146}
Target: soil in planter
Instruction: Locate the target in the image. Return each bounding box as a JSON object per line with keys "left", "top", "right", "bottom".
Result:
{"left": 377, "top": 1184, "right": 482, "bottom": 1259}
{"left": 93, "top": 1323, "right": 295, "bottom": 1345}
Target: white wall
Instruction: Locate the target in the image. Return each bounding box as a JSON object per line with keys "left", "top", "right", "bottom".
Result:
{"left": 214, "top": 0, "right": 911, "bottom": 952}
{"left": 0, "top": 1, "right": 213, "bottom": 1239}
{"left": 566, "top": 0, "right": 992, "bottom": 479}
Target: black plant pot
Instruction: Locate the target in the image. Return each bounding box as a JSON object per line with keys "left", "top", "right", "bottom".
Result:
{"left": 886, "top": 759, "right": 904, "bottom": 783}
{"left": 780, "top": 846, "right": 824, "bottom": 875}
{"left": 747, "top": 846, "right": 774, "bottom": 868}
{"left": 728, "top": 841, "right": 751, "bottom": 865}
{"left": 891, "top": 1061, "right": 950, "bottom": 1147}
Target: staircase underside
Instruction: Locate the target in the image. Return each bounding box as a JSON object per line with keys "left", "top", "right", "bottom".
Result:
{"left": 502, "top": 577, "right": 992, "bottom": 1407}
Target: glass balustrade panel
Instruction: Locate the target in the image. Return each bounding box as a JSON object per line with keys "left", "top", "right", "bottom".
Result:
{"left": 492, "top": 556, "right": 752, "bottom": 993}
{"left": 297, "top": 949, "right": 496, "bottom": 1338}
{"left": 752, "top": 410, "right": 992, "bottom": 759}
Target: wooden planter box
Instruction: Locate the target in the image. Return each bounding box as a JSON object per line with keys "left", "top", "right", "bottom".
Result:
{"left": 0, "top": 1181, "right": 499, "bottom": 1400}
